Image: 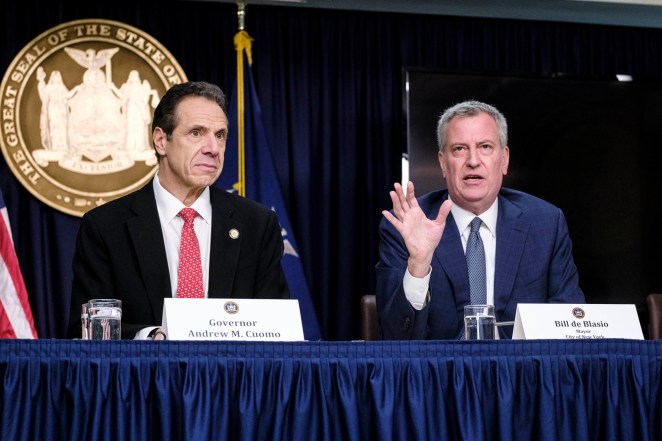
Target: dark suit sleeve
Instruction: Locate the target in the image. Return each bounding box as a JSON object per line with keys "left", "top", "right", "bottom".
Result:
{"left": 67, "top": 207, "right": 165, "bottom": 340}
{"left": 375, "top": 216, "right": 430, "bottom": 340}
{"left": 254, "top": 210, "right": 290, "bottom": 300}
{"left": 547, "top": 210, "right": 586, "bottom": 304}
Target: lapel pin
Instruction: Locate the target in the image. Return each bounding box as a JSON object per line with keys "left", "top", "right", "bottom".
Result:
{"left": 229, "top": 228, "right": 240, "bottom": 239}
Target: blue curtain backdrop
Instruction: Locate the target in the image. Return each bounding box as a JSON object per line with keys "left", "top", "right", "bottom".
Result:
{"left": 2, "top": 1, "right": 662, "bottom": 339}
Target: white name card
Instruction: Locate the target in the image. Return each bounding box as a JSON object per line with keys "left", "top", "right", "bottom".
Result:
{"left": 512, "top": 303, "right": 643, "bottom": 340}
{"left": 161, "top": 298, "right": 305, "bottom": 341}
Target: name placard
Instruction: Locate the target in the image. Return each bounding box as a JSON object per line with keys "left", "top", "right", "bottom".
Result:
{"left": 161, "top": 298, "right": 305, "bottom": 341}
{"left": 512, "top": 303, "right": 643, "bottom": 340}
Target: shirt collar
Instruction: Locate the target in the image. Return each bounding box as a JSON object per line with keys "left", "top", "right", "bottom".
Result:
{"left": 450, "top": 195, "right": 498, "bottom": 238}
{"left": 153, "top": 172, "right": 212, "bottom": 224}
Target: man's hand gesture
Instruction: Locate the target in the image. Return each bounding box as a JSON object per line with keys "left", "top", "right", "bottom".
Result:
{"left": 382, "top": 181, "right": 452, "bottom": 278}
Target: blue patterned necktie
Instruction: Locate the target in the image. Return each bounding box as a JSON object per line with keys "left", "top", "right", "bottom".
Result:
{"left": 466, "top": 217, "right": 487, "bottom": 305}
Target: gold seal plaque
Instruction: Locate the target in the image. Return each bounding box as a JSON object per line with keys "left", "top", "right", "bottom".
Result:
{"left": 0, "top": 19, "right": 187, "bottom": 216}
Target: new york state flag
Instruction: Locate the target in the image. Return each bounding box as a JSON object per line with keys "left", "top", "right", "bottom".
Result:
{"left": 215, "top": 30, "right": 321, "bottom": 341}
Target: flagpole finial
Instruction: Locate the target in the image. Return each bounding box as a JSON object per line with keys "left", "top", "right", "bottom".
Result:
{"left": 237, "top": 0, "right": 247, "bottom": 31}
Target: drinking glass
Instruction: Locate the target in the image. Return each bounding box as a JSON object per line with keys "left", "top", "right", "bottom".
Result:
{"left": 464, "top": 304, "right": 496, "bottom": 340}
{"left": 88, "top": 299, "right": 122, "bottom": 340}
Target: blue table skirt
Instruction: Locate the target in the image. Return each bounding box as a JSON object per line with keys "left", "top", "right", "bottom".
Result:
{"left": 1, "top": 339, "right": 660, "bottom": 441}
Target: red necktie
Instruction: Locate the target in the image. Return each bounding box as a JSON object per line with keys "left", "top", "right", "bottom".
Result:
{"left": 176, "top": 208, "right": 204, "bottom": 298}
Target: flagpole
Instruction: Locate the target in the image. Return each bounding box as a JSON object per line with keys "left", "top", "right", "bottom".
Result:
{"left": 226, "top": 6, "right": 323, "bottom": 340}
{"left": 234, "top": 0, "right": 252, "bottom": 197}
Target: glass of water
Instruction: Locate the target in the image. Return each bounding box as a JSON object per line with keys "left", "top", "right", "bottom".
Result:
{"left": 88, "top": 299, "right": 122, "bottom": 340}
{"left": 464, "top": 304, "right": 496, "bottom": 340}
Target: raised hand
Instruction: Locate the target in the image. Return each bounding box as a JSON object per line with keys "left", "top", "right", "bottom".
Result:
{"left": 382, "top": 181, "right": 452, "bottom": 277}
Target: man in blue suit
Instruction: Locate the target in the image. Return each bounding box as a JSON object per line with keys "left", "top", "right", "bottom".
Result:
{"left": 376, "top": 100, "right": 585, "bottom": 340}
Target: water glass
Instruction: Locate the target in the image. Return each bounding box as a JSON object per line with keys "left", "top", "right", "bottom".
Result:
{"left": 88, "top": 299, "right": 122, "bottom": 340}
{"left": 464, "top": 304, "right": 496, "bottom": 340}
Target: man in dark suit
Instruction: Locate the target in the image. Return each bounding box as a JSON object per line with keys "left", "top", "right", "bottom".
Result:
{"left": 67, "top": 81, "right": 288, "bottom": 339}
{"left": 376, "top": 100, "right": 585, "bottom": 340}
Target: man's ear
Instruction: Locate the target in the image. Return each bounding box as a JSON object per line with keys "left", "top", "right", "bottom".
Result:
{"left": 153, "top": 127, "right": 167, "bottom": 156}
{"left": 501, "top": 146, "right": 510, "bottom": 175}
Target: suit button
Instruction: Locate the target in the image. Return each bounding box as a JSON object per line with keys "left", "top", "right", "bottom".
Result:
{"left": 402, "top": 317, "right": 411, "bottom": 330}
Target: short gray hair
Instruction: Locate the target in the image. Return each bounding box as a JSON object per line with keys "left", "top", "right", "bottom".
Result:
{"left": 436, "top": 100, "right": 508, "bottom": 152}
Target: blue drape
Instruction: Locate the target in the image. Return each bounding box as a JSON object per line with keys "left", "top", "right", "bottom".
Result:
{"left": 2, "top": 1, "right": 662, "bottom": 340}
{"left": 1, "top": 339, "right": 661, "bottom": 440}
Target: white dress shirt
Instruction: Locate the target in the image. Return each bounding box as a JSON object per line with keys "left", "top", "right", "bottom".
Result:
{"left": 134, "top": 174, "right": 212, "bottom": 340}
{"left": 153, "top": 173, "right": 212, "bottom": 297}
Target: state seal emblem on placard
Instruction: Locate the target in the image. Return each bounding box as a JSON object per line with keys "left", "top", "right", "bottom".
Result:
{"left": 224, "top": 301, "right": 240, "bottom": 314}
{"left": 0, "top": 18, "right": 187, "bottom": 216}
{"left": 572, "top": 307, "right": 586, "bottom": 319}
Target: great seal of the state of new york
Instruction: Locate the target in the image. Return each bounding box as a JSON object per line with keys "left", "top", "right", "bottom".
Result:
{"left": 0, "top": 18, "right": 188, "bottom": 217}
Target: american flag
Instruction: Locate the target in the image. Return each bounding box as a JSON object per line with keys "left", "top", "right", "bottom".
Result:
{"left": 0, "top": 190, "right": 37, "bottom": 338}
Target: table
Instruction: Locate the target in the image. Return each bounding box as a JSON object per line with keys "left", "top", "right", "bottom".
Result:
{"left": 1, "top": 339, "right": 661, "bottom": 440}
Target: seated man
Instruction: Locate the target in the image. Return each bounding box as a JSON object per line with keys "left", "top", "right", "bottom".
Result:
{"left": 376, "top": 100, "right": 585, "bottom": 340}
{"left": 67, "top": 81, "right": 289, "bottom": 340}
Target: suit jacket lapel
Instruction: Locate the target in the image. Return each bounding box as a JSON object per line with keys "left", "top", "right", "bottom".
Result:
{"left": 434, "top": 213, "right": 471, "bottom": 304}
{"left": 127, "top": 184, "right": 172, "bottom": 322}
{"left": 494, "top": 194, "right": 529, "bottom": 309}
{"left": 208, "top": 188, "right": 243, "bottom": 298}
